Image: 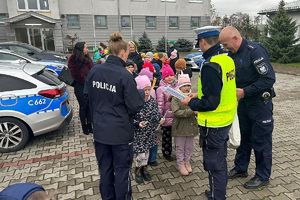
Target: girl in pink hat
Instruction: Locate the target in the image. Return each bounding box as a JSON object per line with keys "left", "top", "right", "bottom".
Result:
{"left": 133, "top": 75, "right": 163, "bottom": 184}
{"left": 171, "top": 74, "right": 198, "bottom": 175}
{"left": 156, "top": 64, "right": 177, "bottom": 161}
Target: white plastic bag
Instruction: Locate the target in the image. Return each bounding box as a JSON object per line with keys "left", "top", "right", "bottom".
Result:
{"left": 228, "top": 113, "right": 241, "bottom": 149}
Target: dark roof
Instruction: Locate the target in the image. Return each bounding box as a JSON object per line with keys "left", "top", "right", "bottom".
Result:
{"left": 258, "top": 0, "right": 300, "bottom": 15}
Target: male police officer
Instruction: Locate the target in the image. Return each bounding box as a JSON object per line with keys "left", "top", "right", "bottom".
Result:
{"left": 182, "top": 26, "right": 237, "bottom": 200}
{"left": 219, "top": 26, "right": 275, "bottom": 189}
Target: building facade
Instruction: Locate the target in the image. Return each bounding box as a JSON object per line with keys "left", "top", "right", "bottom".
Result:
{"left": 0, "top": 0, "right": 211, "bottom": 52}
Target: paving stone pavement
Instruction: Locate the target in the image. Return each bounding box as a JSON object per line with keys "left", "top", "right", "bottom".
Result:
{"left": 0, "top": 72, "right": 300, "bottom": 200}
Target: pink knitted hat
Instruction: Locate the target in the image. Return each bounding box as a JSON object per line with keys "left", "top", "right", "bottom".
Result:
{"left": 177, "top": 74, "right": 191, "bottom": 89}
{"left": 161, "top": 64, "right": 175, "bottom": 80}
{"left": 139, "top": 68, "right": 153, "bottom": 80}
{"left": 135, "top": 75, "right": 151, "bottom": 90}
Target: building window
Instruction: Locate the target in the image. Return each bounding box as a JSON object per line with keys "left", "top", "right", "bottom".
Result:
{"left": 161, "top": 0, "right": 176, "bottom": 2}
{"left": 189, "top": 0, "right": 203, "bottom": 3}
{"left": 39, "top": 0, "right": 49, "bottom": 10}
{"left": 17, "top": 0, "right": 49, "bottom": 10}
{"left": 121, "top": 16, "right": 131, "bottom": 28}
{"left": 191, "top": 16, "right": 201, "bottom": 28}
{"left": 17, "top": 0, "right": 26, "bottom": 9}
{"left": 146, "top": 16, "right": 156, "bottom": 29}
{"left": 169, "top": 16, "right": 179, "bottom": 28}
{"left": 95, "top": 15, "right": 107, "bottom": 28}
{"left": 27, "top": 0, "right": 38, "bottom": 9}
{"left": 0, "top": 14, "right": 8, "bottom": 21}
{"left": 67, "top": 15, "right": 80, "bottom": 28}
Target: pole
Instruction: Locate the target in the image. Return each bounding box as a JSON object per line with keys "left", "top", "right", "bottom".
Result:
{"left": 164, "top": 0, "right": 167, "bottom": 52}
{"left": 91, "top": 0, "right": 96, "bottom": 48}
{"left": 117, "top": 0, "right": 121, "bottom": 32}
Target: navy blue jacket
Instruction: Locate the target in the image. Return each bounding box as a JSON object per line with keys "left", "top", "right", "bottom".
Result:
{"left": 85, "top": 55, "right": 144, "bottom": 145}
{"left": 0, "top": 183, "right": 45, "bottom": 200}
{"left": 229, "top": 39, "right": 275, "bottom": 100}
{"left": 188, "top": 43, "right": 224, "bottom": 112}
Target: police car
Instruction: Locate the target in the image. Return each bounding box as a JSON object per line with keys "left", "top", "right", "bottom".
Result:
{"left": 0, "top": 49, "right": 67, "bottom": 76}
{"left": 0, "top": 63, "right": 72, "bottom": 153}
{"left": 185, "top": 52, "right": 205, "bottom": 70}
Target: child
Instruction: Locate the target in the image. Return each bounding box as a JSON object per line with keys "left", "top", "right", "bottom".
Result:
{"left": 126, "top": 59, "right": 138, "bottom": 78}
{"left": 133, "top": 75, "right": 162, "bottom": 184}
{"left": 175, "top": 58, "right": 193, "bottom": 78}
{"left": 171, "top": 74, "right": 198, "bottom": 175}
{"left": 156, "top": 64, "right": 177, "bottom": 161}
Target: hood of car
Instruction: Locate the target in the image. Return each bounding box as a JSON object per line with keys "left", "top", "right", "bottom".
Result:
{"left": 185, "top": 52, "right": 203, "bottom": 59}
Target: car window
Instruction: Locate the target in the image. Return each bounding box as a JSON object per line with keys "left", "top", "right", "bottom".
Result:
{"left": 32, "top": 69, "right": 62, "bottom": 86}
{"left": 9, "top": 45, "right": 31, "bottom": 54}
{"left": 0, "top": 53, "right": 20, "bottom": 61}
{"left": 0, "top": 74, "right": 37, "bottom": 92}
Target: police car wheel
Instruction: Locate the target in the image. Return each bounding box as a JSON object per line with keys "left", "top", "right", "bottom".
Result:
{"left": 0, "top": 118, "right": 30, "bottom": 153}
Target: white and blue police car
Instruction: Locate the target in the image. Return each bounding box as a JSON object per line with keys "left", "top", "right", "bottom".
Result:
{"left": 0, "top": 62, "right": 73, "bottom": 153}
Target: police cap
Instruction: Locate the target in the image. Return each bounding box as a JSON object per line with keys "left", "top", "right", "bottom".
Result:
{"left": 194, "top": 26, "right": 222, "bottom": 40}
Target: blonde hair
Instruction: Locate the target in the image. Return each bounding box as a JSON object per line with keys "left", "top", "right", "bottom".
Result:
{"left": 128, "top": 41, "right": 137, "bottom": 51}
{"left": 109, "top": 32, "right": 128, "bottom": 56}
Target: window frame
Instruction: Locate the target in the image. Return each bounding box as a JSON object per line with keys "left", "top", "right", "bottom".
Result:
{"left": 145, "top": 16, "right": 156, "bottom": 29}
{"left": 191, "top": 16, "right": 201, "bottom": 28}
{"left": 17, "top": 0, "right": 50, "bottom": 11}
{"left": 94, "top": 15, "right": 108, "bottom": 29}
{"left": 121, "top": 15, "right": 131, "bottom": 28}
{"left": 169, "top": 16, "right": 179, "bottom": 29}
{"left": 67, "top": 15, "right": 80, "bottom": 29}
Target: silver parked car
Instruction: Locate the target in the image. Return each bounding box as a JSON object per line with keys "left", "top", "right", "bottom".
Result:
{"left": 0, "top": 63, "right": 73, "bottom": 153}
{"left": 0, "top": 49, "right": 67, "bottom": 76}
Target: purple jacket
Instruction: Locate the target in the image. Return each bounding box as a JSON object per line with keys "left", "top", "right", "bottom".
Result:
{"left": 156, "top": 79, "right": 177, "bottom": 126}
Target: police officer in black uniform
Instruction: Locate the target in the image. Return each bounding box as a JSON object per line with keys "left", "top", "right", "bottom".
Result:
{"left": 182, "top": 26, "right": 237, "bottom": 200}
{"left": 219, "top": 26, "right": 276, "bottom": 189}
{"left": 85, "top": 32, "right": 144, "bottom": 200}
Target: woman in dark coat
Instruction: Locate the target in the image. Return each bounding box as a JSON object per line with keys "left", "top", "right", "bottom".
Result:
{"left": 68, "top": 42, "right": 93, "bottom": 135}
{"left": 128, "top": 41, "right": 144, "bottom": 73}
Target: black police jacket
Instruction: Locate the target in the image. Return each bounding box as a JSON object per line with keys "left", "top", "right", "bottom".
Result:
{"left": 85, "top": 55, "right": 144, "bottom": 145}
{"left": 229, "top": 39, "right": 275, "bottom": 100}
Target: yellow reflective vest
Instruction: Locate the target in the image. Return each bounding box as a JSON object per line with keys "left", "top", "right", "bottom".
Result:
{"left": 198, "top": 53, "right": 237, "bottom": 128}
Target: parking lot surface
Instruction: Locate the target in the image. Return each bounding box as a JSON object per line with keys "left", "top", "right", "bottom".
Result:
{"left": 1, "top": 72, "right": 300, "bottom": 200}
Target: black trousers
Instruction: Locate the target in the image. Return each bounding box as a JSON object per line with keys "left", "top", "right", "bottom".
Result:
{"left": 234, "top": 100, "right": 273, "bottom": 181}
{"left": 161, "top": 126, "right": 172, "bottom": 158}
{"left": 199, "top": 125, "right": 231, "bottom": 200}
{"left": 94, "top": 141, "right": 134, "bottom": 200}
{"left": 73, "top": 82, "right": 91, "bottom": 126}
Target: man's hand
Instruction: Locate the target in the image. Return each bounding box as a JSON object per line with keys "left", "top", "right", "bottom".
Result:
{"left": 181, "top": 96, "right": 192, "bottom": 105}
{"left": 236, "top": 88, "right": 245, "bottom": 100}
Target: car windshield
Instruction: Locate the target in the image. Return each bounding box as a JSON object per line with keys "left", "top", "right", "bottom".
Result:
{"left": 18, "top": 52, "right": 41, "bottom": 61}
{"left": 23, "top": 43, "right": 43, "bottom": 53}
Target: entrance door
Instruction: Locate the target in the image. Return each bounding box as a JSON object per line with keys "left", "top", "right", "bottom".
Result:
{"left": 15, "top": 28, "right": 55, "bottom": 51}
{"left": 29, "top": 28, "right": 42, "bottom": 50}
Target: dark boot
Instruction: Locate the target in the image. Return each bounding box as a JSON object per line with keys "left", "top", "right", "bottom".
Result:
{"left": 135, "top": 167, "right": 144, "bottom": 184}
{"left": 141, "top": 165, "right": 152, "bottom": 181}
{"left": 82, "top": 124, "right": 89, "bottom": 135}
